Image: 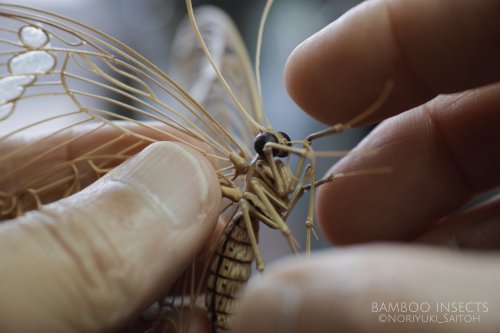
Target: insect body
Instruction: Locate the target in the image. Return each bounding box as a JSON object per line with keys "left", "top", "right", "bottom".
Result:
{"left": 207, "top": 130, "right": 301, "bottom": 332}
{"left": 206, "top": 213, "right": 257, "bottom": 332}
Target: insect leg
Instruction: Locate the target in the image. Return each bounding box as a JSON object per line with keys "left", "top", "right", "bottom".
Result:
{"left": 305, "top": 161, "right": 317, "bottom": 254}
{"left": 262, "top": 145, "right": 287, "bottom": 196}
{"left": 263, "top": 143, "right": 309, "bottom": 159}
{"left": 240, "top": 199, "right": 265, "bottom": 271}
{"left": 284, "top": 164, "right": 313, "bottom": 220}
{"left": 250, "top": 179, "right": 299, "bottom": 253}
{"left": 284, "top": 163, "right": 318, "bottom": 254}
{"left": 262, "top": 141, "right": 312, "bottom": 191}
{"left": 306, "top": 123, "right": 348, "bottom": 143}
{"left": 306, "top": 80, "right": 394, "bottom": 142}
{"left": 303, "top": 166, "right": 393, "bottom": 192}
{"left": 262, "top": 142, "right": 320, "bottom": 253}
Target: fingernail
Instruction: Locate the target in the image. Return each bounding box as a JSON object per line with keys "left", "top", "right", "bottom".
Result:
{"left": 233, "top": 278, "right": 303, "bottom": 333}
{"left": 108, "top": 142, "right": 219, "bottom": 226}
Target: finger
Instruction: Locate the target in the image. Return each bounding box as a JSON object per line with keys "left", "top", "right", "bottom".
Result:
{"left": 233, "top": 245, "right": 500, "bottom": 333}
{"left": 0, "top": 121, "right": 197, "bottom": 190}
{"left": 149, "top": 214, "right": 227, "bottom": 300}
{"left": 317, "top": 83, "right": 500, "bottom": 244}
{"left": 0, "top": 142, "right": 221, "bottom": 333}
{"left": 285, "top": 0, "right": 500, "bottom": 125}
{"left": 417, "top": 195, "right": 500, "bottom": 249}
{"left": 0, "top": 121, "right": 213, "bottom": 219}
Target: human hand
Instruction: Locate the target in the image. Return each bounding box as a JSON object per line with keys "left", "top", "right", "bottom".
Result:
{"left": 233, "top": 0, "right": 500, "bottom": 332}
{"left": 0, "top": 137, "right": 220, "bottom": 333}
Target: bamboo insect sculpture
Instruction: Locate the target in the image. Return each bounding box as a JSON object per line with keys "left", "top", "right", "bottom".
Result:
{"left": 0, "top": 1, "right": 392, "bottom": 332}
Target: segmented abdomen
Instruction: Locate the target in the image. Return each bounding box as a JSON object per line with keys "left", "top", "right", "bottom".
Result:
{"left": 206, "top": 214, "right": 258, "bottom": 333}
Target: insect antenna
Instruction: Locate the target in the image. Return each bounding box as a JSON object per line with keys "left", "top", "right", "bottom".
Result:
{"left": 254, "top": 0, "right": 273, "bottom": 128}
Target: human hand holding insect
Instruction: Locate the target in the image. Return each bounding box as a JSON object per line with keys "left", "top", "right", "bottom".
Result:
{"left": 233, "top": 0, "right": 500, "bottom": 332}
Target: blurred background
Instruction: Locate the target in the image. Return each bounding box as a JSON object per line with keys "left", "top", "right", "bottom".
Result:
{"left": 8, "top": 0, "right": 366, "bottom": 262}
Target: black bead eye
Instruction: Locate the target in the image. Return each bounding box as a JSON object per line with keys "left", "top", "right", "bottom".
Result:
{"left": 254, "top": 132, "right": 278, "bottom": 156}
{"left": 277, "top": 132, "right": 291, "bottom": 157}
{"left": 279, "top": 131, "right": 291, "bottom": 143}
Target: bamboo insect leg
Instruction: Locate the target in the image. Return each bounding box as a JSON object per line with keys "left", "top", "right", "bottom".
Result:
{"left": 280, "top": 162, "right": 318, "bottom": 254}
{"left": 240, "top": 199, "right": 265, "bottom": 271}
{"left": 263, "top": 143, "right": 310, "bottom": 186}
{"left": 263, "top": 143, "right": 320, "bottom": 253}
{"left": 302, "top": 166, "right": 393, "bottom": 192}
{"left": 262, "top": 146, "right": 286, "bottom": 196}
{"left": 305, "top": 162, "right": 317, "bottom": 254}
{"left": 306, "top": 124, "right": 347, "bottom": 143}
{"left": 263, "top": 142, "right": 308, "bottom": 159}
{"left": 306, "top": 80, "right": 394, "bottom": 142}
{"left": 284, "top": 164, "right": 313, "bottom": 219}
{"left": 262, "top": 143, "right": 314, "bottom": 195}
{"left": 250, "top": 179, "right": 299, "bottom": 253}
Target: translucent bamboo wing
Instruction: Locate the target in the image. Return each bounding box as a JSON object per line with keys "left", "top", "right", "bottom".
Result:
{"left": 0, "top": 4, "right": 256, "bottom": 218}
{"left": 170, "top": 6, "right": 265, "bottom": 158}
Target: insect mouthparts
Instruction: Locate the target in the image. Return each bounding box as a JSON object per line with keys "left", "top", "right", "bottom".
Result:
{"left": 253, "top": 131, "right": 291, "bottom": 157}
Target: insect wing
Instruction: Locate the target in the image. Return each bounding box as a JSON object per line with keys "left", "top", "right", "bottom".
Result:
{"left": 170, "top": 5, "right": 264, "bottom": 159}
{"left": 0, "top": 4, "right": 247, "bottom": 217}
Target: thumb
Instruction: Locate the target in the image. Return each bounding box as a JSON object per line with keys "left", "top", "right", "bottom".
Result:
{"left": 0, "top": 142, "right": 221, "bottom": 333}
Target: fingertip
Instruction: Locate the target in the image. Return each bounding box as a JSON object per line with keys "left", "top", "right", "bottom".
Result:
{"left": 285, "top": 1, "right": 409, "bottom": 126}
{"left": 233, "top": 248, "right": 401, "bottom": 333}
{"left": 285, "top": 0, "right": 500, "bottom": 126}
{"left": 236, "top": 246, "right": 500, "bottom": 333}
{"left": 317, "top": 83, "right": 500, "bottom": 245}
{"left": 232, "top": 259, "right": 306, "bottom": 333}
{"left": 95, "top": 140, "right": 222, "bottom": 303}
{"left": 106, "top": 141, "right": 221, "bottom": 228}
{"left": 284, "top": 38, "right": 312, "bottom": 114}
{"left": 315, "top": 122, "right": 410, "bottom": 245}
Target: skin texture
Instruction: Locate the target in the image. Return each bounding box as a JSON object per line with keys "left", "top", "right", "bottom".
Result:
{"left": 232, "top": 0, "right": 500, "bottom": 332}
{"left": 0, "top": 139, "right": 221, "bottom": 333}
